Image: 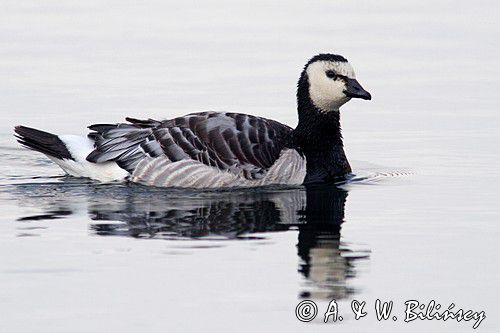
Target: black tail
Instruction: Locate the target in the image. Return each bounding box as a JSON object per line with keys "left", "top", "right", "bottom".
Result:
{"left": 14, "top": 126, "right": 73, "bottom": 160}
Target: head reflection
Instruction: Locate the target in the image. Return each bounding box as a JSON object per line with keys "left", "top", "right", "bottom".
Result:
{"left": 297, "top": 186, "right": 366, "bottom": 299}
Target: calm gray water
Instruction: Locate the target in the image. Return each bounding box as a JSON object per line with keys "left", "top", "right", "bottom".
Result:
{"left": 0, "top": 1, "right": 499, "bottom": 332}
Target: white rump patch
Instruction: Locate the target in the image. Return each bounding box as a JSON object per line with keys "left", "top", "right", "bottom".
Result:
{"left": 52, "top": 135, "right": 129, "bottom": 182}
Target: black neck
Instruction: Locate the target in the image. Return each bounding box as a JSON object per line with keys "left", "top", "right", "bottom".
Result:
{"left": 293, "top": 74, "right": 351, "bottom": 184}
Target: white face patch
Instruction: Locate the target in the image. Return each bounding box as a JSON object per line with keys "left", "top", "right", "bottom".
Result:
{"left": 306, "top": 60, "right": 356, "bottom": 112}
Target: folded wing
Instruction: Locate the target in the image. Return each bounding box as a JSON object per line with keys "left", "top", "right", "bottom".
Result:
{"left": 86, "top": 112, "right": 294, "bottom": 180}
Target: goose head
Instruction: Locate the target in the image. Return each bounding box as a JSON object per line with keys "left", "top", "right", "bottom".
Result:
{"left": 297, "top": 54, "right": 371, "bottom": 113}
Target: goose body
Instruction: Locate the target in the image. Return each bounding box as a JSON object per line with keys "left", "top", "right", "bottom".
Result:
{"left": 15, "top": 54, "right": 371, "bottom": 188}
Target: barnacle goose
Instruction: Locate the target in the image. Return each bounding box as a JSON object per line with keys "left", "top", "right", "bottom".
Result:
{"left": 14, "top": 54, "right": 371, "bottom": 188}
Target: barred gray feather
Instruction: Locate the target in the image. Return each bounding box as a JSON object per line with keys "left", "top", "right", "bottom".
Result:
{"left": 86, "top": 112, "right": 304, "bottom": 187}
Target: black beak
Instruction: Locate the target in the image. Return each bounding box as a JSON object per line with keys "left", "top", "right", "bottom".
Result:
{"left": 344, "top": 78, "right": 371, "bottom": 100}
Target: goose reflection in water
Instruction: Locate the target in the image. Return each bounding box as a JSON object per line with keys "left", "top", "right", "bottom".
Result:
{"left": 13, "top": 181, "right": 369, "bottom": 300}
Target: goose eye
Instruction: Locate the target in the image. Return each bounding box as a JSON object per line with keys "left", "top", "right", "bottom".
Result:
{"left": 325, "top": 70, "right": 338, "bottom": 79}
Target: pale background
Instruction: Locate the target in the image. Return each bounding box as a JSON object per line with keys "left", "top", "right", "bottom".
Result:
{"left": 0, "top": 1, "right": 499, "bottom": 332}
